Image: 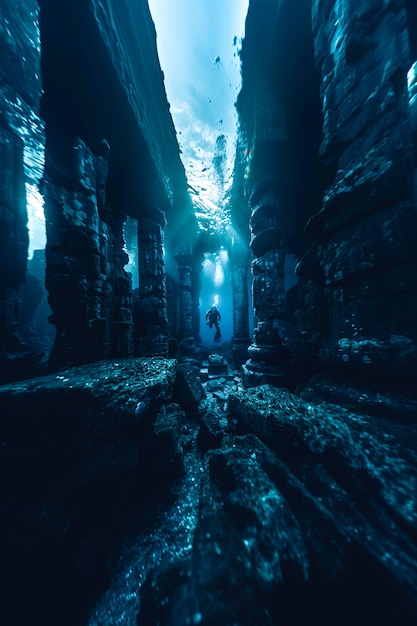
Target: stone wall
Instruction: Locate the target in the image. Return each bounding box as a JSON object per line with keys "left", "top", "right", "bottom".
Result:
{"left": 0, "top": 0, "right": 195, "bottom": 376}
{"left": 43, "top": 137, "right": 135, "bottom": 368}
{"left": 306, "top": 0, "right": 417, "bottom": 384}
{"left": 236, "top": 0, "right": 325, "bottom": 388}
{"left": 0, "top": 0, "right": 45, "bottom": 378}
{"left": 236, "top": 0, "right": 417, "bottom": 395}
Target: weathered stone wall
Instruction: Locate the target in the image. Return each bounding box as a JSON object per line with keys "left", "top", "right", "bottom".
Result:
{"left": 165, "top": 273, "right": 179, "bottom": 355}
{"left": 236, "top": 0, "right": 417, "bottom": 394}
{"left": 35, "top": 0, "right": 194, "bottom": 369}
{"left": 0, "top": 0, "right": 194, "bottom": 375}
{"left": 0, "top": 0, "right": 45, "bottom": 376}
{"left": 137, "top": 213, "right": 169, "bottom": 357}
{"left": 174, "top": 244, "right": 196, "bottom": 356}
{"left": 237, "top": 0, "right": 324, "bottom": 388}
{"left": 88, "top": 0, "right": 188, "bottom": 207}
{"left": 0, "top": 358, "right": 181, "bottom": 624}
{"left": 230, "top": 242, "right": 251, "bottom": 367}
{"left": 307, "top": 0, "right": 417, "bottom": 383}
{"left": 43, "top": 138, "right": 134, "bottom": 369}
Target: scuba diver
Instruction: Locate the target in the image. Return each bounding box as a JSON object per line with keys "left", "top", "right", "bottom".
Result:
{"left": 206, "top": 305, "right": 221, "bottom": 343}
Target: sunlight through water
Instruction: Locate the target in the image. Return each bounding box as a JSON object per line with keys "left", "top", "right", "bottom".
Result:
{"left": 202, "top": 248, "right": 229, "bottom": 289}
{"left": 26, "top": 182, "right": 46, "bottom": 258}
{"left": 148, "top": 0, "right": 249, "bottom": 232}
{"left": 408, "top": 61, "right": 417, "bottom": 106}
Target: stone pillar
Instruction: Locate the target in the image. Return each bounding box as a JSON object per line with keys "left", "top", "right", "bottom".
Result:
{"left": 137, "top": 209, "right": 168, "bottom": 357}
{"left": 242, "top": 178, "right": 295, "bottom": 388}
{"left": 292, "top": 243, "right": 328, "bottom": 356}
{"left": 174, "top": 246, "right": 195, "bottom": 354}
{"left": 44, "top": 138, "right": 104, "bottom": 368}
{"left": 230, "top": 244, "right": 251, "bottom": 367}
{"left": 0, "top": 0, "right": 45, "bottom": 379}
{"left": 44, "top": 137, "right": 133, "bottom": 368}
{"left": 164, "top": 274, "right": 178, "bottom": 357}
{"left": 0, "top": 125, "right": 30, "bottom": 365}
{"left": 191, "top": 264, "right": 202, "bottom": 347}
{"left": 111, "top": 216, "right": 134, "bottom": 359}
{"left": 309, "top": 0, "right": 417, "bottom": 382}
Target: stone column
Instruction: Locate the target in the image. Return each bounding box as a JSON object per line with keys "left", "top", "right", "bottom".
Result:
{"left": 0, "top": 0, "right": 44, "bottom": 380}
{"left": 308, "top": 0, "right": 417, "bottom": 382}
{"left": 174, "top": 246, "right": 195, "bottom": 354}
{"left": 44, "top": 138, "right": 103, "bottom": 368}
{"left": 0, "top": 125, "right": 30, "bottom": 365}
{"left": 137, "top": 209, "right": 168, "bottom": 357}
{"left": 110, "top": 216, "right": 134, "bottom": 359}
{"left": 242, "top": 178, "right": 295, "bottom": 388}
{"left": 230, "top": 244, "right": 251, "bottom": 367}
{"left": 191, "top": 262, "right": 202, "bottom": 347}
{"left": 44, "top": 137, "right": 134, "bottom": 368}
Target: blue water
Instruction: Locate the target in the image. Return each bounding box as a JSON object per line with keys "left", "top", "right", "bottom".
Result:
{"left": 199, "top": 258, "right": 233, "bottom": 347}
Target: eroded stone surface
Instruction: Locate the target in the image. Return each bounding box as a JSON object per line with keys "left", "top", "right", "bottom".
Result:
{"left": 0, "top": 357, "right": 177, "bottom": 624}
{"left": 135, "top": 382, "right": 417, "bottom": 625}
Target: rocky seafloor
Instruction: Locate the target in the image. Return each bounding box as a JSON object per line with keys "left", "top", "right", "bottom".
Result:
{"left": 1, "top": 356, "right": 417, "bottom": 625}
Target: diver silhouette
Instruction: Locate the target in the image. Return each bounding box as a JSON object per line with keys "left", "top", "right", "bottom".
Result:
{"left": 206, "top": 305, "right": 221, "bottom": 343}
